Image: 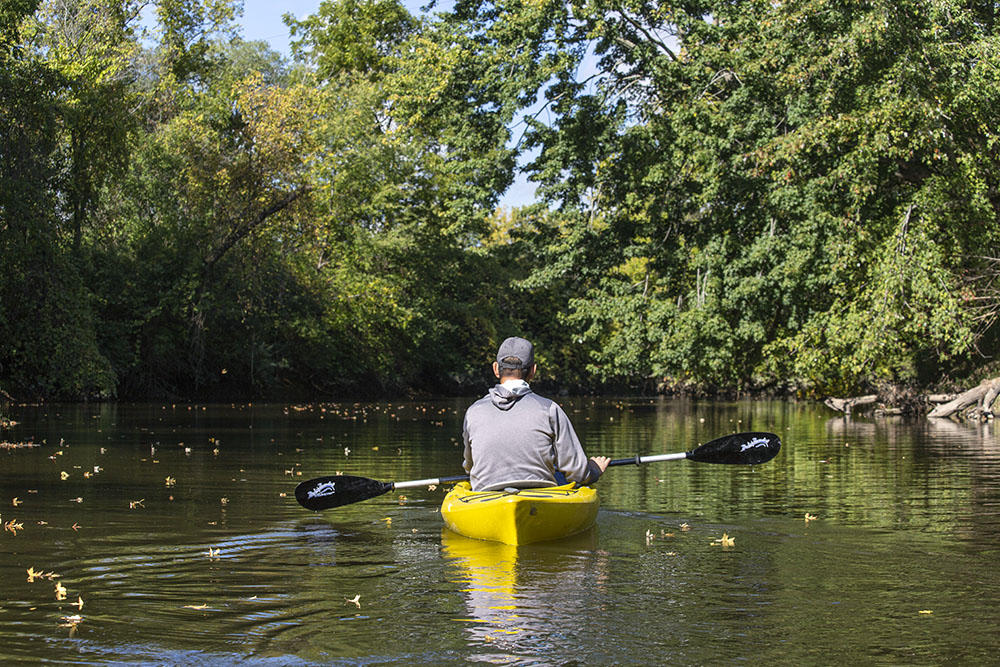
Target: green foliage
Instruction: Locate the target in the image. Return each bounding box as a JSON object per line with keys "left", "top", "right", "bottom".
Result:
{"left": 2, "top": 0, "right": 999, "bottom": 400}
{"left": 506, "top": 0, "right": 1000, "bottom": 394}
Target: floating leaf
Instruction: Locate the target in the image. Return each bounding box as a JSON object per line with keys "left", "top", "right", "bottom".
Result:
{"left": 129, "top": 499, "right": 145, "bottom": 509}
{"left": 59, "top": 614, "right": 83, "bottom": 628}
{"left": 345, "top": 594, "right": 361, "bottom": 608}
{"left": 183, "top": 604, "right": 208, "bottom": 610}
{"left": 60, "top": 471, "right": 69, "bottom": 481}
{"left": 919, "top": 610, "right": 934, "bottom": 615}
{"left": 712, "top": 533, "right": 735, "bottom": 547}
{"left": 805, "top": 513, "right": 819, "bottom": 523}
{"left": 12, "top": 497, "right": 22, "bottom": 506}
{"left": 165, "top": 476, "right": 176, "bottom": 488}
{"left": 55, "top": 581, "right": 67, "bottom": 600}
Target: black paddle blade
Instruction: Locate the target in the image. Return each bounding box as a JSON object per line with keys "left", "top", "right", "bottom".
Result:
{"left": 687, "top": 432, "right": 781, "bottom": 465}
{"left": 295, "top": 475, "right": 394, "bottom": 511}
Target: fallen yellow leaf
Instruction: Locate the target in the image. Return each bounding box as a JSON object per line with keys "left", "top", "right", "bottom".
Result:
{"left": 55, "top": 582, "right": 67, "bottom": 601}
{"left": 712, "top": 533, "right": 735, "bottom": 547}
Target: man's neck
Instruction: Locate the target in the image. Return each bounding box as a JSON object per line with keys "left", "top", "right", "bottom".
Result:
{"left": 501, "top": 378, "right": 530, "bottom": 390}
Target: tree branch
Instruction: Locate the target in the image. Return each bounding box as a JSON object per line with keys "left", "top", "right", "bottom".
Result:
{"left": 204, "top": 185, "right": 313, "bottom": 270}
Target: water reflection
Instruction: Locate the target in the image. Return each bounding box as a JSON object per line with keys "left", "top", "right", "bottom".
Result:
{"left": 442, "top": 529, "right": 603, "bottom": 663}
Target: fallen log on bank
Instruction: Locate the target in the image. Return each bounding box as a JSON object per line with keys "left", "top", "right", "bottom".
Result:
{"left": 927, "top": 378, "right": 1000, "bottom": 419}
{"left": 824, "top": 378, "right": 1000, "bottom": 419}
{"left": 823, "top": 395, "right": 878, "bottom": 415}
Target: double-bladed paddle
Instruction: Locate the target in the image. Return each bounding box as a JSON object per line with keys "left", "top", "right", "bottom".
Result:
{"left": 295, "top": 431, "right": 780, "bottom": 512}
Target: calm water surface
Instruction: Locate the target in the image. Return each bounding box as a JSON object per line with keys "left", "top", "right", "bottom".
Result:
{"left": 1, "top": 399, "right": 999, "bottom": 665}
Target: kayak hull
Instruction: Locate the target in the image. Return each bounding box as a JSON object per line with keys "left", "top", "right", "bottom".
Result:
{"left": 441, "top": 481, "right": 598, "bottom": 545}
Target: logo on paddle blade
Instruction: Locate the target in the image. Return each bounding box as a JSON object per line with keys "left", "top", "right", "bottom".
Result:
{"left": 740, "top": 437, "right": 770, "bottom": 452}
{"left": 307, "top": 481, "right": 337, "bottom": 498}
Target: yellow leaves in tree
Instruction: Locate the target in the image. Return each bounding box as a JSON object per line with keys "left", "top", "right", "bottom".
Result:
{"left": 232, "top": 74, "right": 323, "bottom": 176}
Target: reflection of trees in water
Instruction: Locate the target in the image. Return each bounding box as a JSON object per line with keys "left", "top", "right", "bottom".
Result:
{"left": 818, "top": 414, "right": 1000, "bottom": 541}
{"left": 442, "top": 529, "right": 605, "bottom": 661}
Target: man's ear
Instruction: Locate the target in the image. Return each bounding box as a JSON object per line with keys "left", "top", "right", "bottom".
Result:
{"left": 492, "top": 361, "right": 501, "bottom": 379}
{"left": 527, "top": 364, "right": 537, "bottom": 381}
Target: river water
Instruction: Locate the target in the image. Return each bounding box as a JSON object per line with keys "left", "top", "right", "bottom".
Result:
{"left": 1, "top": 399, "right": 999, "bottom": 665}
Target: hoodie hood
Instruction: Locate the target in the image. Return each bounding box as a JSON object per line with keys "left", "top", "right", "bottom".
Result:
{"left": 488, "top": 381, "right": 532, "bottom": 410}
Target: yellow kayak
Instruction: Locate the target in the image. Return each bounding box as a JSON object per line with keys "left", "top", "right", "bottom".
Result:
{"left": 441, "top": 481, "right": 598, "bottom": 545}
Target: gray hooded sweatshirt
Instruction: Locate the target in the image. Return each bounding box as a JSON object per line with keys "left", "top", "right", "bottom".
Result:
{"left": 462, "top": 382, "right": 603, "bottom": 491}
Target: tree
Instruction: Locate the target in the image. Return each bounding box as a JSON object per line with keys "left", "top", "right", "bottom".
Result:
{"left": 492, "top": 0, "right": 1000, "bottom": 394}
{"left": 0, "top": 0, "right": 116, "bottom": 398}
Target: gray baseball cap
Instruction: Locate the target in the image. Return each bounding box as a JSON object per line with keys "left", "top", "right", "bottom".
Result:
{"left": 496, "top": 337, "right": 535, "bottom": 370}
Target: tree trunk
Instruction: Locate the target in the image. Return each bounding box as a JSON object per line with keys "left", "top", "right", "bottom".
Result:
{"left": 824, "top": 394, "right": 878, "bottom": 415}
{"left": 927, "top": 378, "right": 1000, "bottom": 419}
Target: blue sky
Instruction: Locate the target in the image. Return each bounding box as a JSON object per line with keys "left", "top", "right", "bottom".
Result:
{"left": 237, "top": 0, "right": 315, "bottom": 55}
{"left": 235, "top": 0, "right": 535, "bottom": 209}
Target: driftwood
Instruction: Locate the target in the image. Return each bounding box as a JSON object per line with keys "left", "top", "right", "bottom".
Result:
{"left": 927, "top": 378, "right": 1000, "bottom": 419}
{"left": 824, "top": 395, "right": 878, "bottom": 415}
{"left": 825, "top": 378, "right": 1000, "bottom": 419}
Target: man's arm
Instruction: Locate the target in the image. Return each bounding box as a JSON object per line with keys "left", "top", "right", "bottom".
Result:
{"left": 550, "top": 403, "right": 606, "bottom": 484}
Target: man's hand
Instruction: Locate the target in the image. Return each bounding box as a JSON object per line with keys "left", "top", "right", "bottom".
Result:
{"left": 590, "top": 456, "right": 611, "bottom": 473}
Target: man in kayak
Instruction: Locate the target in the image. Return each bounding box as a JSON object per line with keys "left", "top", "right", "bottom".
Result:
{"left": 462, "top": 336, "right": 610, "bottom": 491}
